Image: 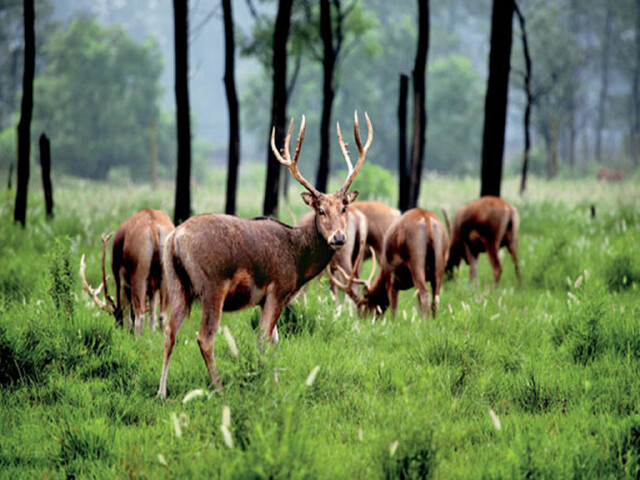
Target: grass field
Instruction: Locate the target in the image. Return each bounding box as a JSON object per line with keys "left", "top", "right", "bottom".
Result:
{"left": 1, "top": 169, "right": 639, "bottom": 478}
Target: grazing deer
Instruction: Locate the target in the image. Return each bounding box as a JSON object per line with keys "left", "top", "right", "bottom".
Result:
{"left": 306, "top": 201, "right": 400, "bottom": 298}
{"left": 596, "top": 168, "right": 626, "bottom": 181}
{"left": 331, "top": 208, "right": 449, "bottom": 318}
{"left": 444, "top": 196, "right": 521, "bottom": 287}
{"left": 80, "top": 209, "right": 175, "bottom": 335}
{"left": 157, "top": 112, "right": 372, "bottom": 397}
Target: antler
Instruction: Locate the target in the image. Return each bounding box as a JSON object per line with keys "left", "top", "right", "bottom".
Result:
{"left": 79, "top": 233, "right": 116, "bottom": 315}
{"left": 336, "top": 111, "right": 373, "bottom": 197}
{"left": 270, "top": 116, "right": 321, "bottom": 197}
{"left": 328, "top": 246, "right": 378, "bottom": 298}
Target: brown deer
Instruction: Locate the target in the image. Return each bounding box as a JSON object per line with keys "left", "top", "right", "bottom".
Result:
{"left": 157, "top": 112, "right": 372, "bottom": 397}
{"left": 80, "top": 209, "right": 175, "bottom": 335}
{"left": 596, "top": 168, "right": 626, "bottom": 181}
{"left": 331, "top": 208, "right": 449, "bottom": 318}
{"left": 300, "top": 201, "right": 399, "bottom": 299}
{"left": 444, "top": 196, "right": 521, "bottom": 287}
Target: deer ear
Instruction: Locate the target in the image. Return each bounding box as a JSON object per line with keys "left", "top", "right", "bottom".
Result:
{"left": 345, "top": 190, "right": 359, "bottom": 204}
{"left": 301, "top": 192, "right": 315, "bottom": 207}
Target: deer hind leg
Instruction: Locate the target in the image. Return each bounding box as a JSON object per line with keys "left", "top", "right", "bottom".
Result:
{"left": 157, "top": 291, "right": 190, "bottom": 398}
{"left": 119, "top": 281, "right": 133, "bottom": 333}
{"left": 130, "top": 272, "right": 148, "bottom": 336}
{"left": 149, "top": 290, "right": 160, "bottom": 333}
{"left": 197, "top": 288, "right": 227, "bottom": 391}
{"left": 158, "top": 281, "right": 170, "bottom": 332}
{"left": 259, "top": 289, "right": 285, "bottom": 382}
{"left": 505, "top": 234, "right": 521, "bottom": 287}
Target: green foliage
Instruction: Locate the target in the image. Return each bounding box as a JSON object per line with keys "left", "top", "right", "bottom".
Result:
{"left": 426, "top": 54, "right": 483, "bottom": 175}
{"left": 381, "top": 427, "right": 436, "bottom": 480}
{"left": 336, "top": 163, "right": 394, "bottom": 201}
{"left": 48, "top": 237, "right": 75, "bottom": 320}
{"left": 33, "top": 15, "right": 165, "bottom": 180}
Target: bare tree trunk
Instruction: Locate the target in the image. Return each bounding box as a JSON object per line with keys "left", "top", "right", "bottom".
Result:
{"left": 515, "top": 3, "right": 532, "bottom": 195}
{"left": 263, "top": 0, "right": 294, "bottom": 218}
{"left": 407, "top": 0, "right": 429, "bottom": 209}
{"left": 173, "top": 0, "right": 192, "bottom": 225}
{"left": 223, "top": 0, "right": 241, "bottom": 215}
{"left": 398, "top": 74, "right": 409, "bottom": 211}
{"left": 480, "top": 0, "right": 514, "bottom": 198}
{"left": 595, "top": 3, "right": 612, "bottom": 163}
{"left": 14, "top": 0, "right": 35, "bottom": 228}
{"left": 39, "top": 133, "right": 53, "bottom": 218}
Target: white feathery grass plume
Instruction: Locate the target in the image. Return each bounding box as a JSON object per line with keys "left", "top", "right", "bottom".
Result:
{"left": 489, "top": 409, "right": 501, "bottom": 430}
{"left": 221, "top": 425, "right": 234, "bottom": 448}
{"left": 157, "top": 453, "right": 168, "bottom": 466}
{"left": 566, "top": 276, "right": 572, "bottom": 288}
{"left": 389, "top": 440, "right": 399, "bottom": 457}
{"left": 221, "top": 405, "right": 231, "bottom": 428}
{"left": 222, "top": 326, "right": 239, "bottom": 357}
{"left": 574, "top": 275, "right": 583, "bottom": 289}
{"left": 353, "top": 322, "right": 360, "bottom": 334}
{"left": 490, "top": 313, "right": 500, "bottom": 321}
{"left": 358, "top": 428, "right": 364, "bottom": 441}
{"left": 448, "top": 304, "right": 453, "bottom": 315}
{"left": 180, "top": 413, "right": 189, "bottom": 428}
{"left": 402, "top": 310, "right": 407, "bottom": 321}
{"left": 305, "top": 365, "right": 321, "bottom": 387}
{"left": 182, "top": 389, "right": 205, "bottom": 404}
{"left": 171, "top": 412, "right": 182, "bottom": 438}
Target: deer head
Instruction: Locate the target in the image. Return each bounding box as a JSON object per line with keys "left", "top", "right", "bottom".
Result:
{"left": 271, "top": 111, "right": 372, "bottom": 250}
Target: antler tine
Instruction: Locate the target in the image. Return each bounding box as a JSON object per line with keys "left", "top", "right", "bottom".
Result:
{"left": 80, "top": 254, "right": 111, "bottom": 313}
{"left": 365, "top": 246, "right": 378, "bottom": 290}
{"left": 270, "top": 115, "right": 321, "bottom": 197}
{"left": 328, "top": 265, "right": 361, "bottom": 303}
{"left": 336, "top": 121, "right": 354, "bottom": 177}
{"left": 337, "top": 111, "right": 373, "bottom": 196}
{"left": 100, "top": 232, "right": 117, "bottom": 314}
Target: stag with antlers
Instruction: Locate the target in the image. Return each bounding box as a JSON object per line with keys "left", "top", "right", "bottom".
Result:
{"left": 157, "top": 112, "right": 372, "bottom": 397}
{"left": 444, "top": 196, "right": 521, "bottom": 288}
{"left": 80, "top": 209, "right": 175, "bottom": 335}
{"left": 332, "top": 208, "right": 449, "bottom": 318}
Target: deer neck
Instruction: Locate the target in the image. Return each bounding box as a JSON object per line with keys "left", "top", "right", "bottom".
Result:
{"left": 291, "top": 216, "right": 336, "bottom": 286}
{"left": 364, "top": 271, "right": 389, "bottom": 312}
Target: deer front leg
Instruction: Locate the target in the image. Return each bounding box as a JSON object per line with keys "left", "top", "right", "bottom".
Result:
{"left": 485, "top": 243, "right": 503, "bottom": 288}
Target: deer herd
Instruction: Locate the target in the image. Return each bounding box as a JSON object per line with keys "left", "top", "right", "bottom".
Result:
{"left": 80, "top": 112, "right": 522, "bottom": 397}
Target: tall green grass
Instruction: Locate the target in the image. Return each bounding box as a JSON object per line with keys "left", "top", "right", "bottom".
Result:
{"left": 0, "top": 173, "right": 639, "bottom": 478}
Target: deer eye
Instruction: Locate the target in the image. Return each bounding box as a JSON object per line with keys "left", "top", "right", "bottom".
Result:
{"left": 342, "top": 206, "right": 347, "bottom": 213}
{"left": 318, "top": 208, "right": 325, "bottom": 216}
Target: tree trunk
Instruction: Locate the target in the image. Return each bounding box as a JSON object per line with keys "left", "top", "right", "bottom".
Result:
{"left": 222, "top": 0, "right": 241, "bottom": 215}
{"left": 595, "top": 3, "right": 612, "bottom": 163}
{"left": 480, "top": 0, "right": 514, "bottom": 198}
{"left": 263, "top": 0, "right": 294, "bottom": 218}
{"left": 515, "top": 4, "right": 532, "bottom": 196}
{"left": 173, "top": 0, "right": 192, "bottom": 225}
{"left": 398, "top": 74, "right": 409, "bottom": 211}
{"left": 407, "top": 0, "right": 429, "bottom": 209}
{"left": 39, "top": 133, "right": 53, "bottom": 218}
{"left": 14, "top": 0, "right": 35, "bottom": 228}
{"left": 315, "top": 0, "right": 336, "bottom": 193}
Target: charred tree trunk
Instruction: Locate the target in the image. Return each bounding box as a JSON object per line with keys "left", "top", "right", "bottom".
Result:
{"left": 515, "top": 4, "right": 532, "bottom": 195}
{"left": 315, "top": 0, "right": 337, "bottom": 193}
{"left": 398, "top": 74, "right": 409, "bottom": 211}
{"left": 14, "top": 0, "right": 35, "bottom": 228}
{"left": 222, "top": 0, "right": 241, "bottom": 215}
{"left": 407, "top": 0, "right": 429, "bottom": 209}
{"left": 263, "top": 0, "right": 294, "bottom": 218}
{"left": 595, "top": 3, "right": 612, "bottom": 163}
{"left": 39, "top": 133, "right": 53, "bottom": 218}
{"left": 173, "top": 0, "right": 192, "bottom": 225}
{"left": 480, "top": 0, "right": 514, "bottom": 198}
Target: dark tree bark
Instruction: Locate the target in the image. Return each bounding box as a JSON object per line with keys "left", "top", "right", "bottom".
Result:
{"left": 595, "top": 3, "right": 612, "bottom": 163}
{"left": 39, "top": 133, "right": 53, "bottom": 218}
{"left": 407, "top": 0, "right": 429, "bottom": 209}
{"left": 480, "top": 0, "right": 514, "bottom": 198}
{"left": 14, "top": 0, "right": 35, "bottom": 228}
{"left": 7, "top": 162, "right": 14, "bottom": 190}
{"left": 515, "top": 4, "right": 532, "bottom": 195}
{"left": 263, "top": 0, "right": 294, "bottom": 218}
{"left": 398, "top": 74, "right": 410, "bottom": 211}
{"left": 632, "top": 0, "right": 640, "bottom": 166}
{"left": 315, "top": 0, "right": 337, "bottom": 193}
{"left": 173, "top": 0, "right": 192, "bottom": 225}
{"left": 222, "top": 0, "right": 241, "bottom": 215}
